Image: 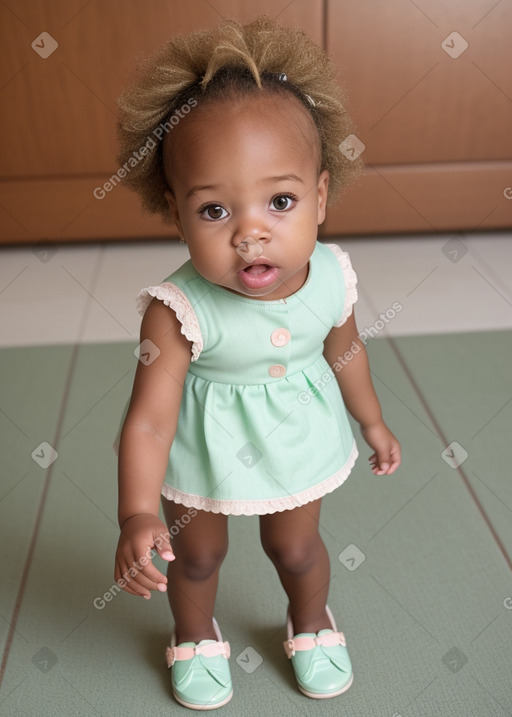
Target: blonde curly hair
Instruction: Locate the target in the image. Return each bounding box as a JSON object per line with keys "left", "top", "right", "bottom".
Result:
{"left": 117, "top": 16, "right": 362, "bottom": 223}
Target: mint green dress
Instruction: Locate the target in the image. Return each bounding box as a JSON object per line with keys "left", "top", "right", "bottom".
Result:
{"left": 136, "top": 241, "right": 358, "bottom": 515}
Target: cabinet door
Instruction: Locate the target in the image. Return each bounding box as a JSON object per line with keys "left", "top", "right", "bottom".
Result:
{"left": 0, "top": 0, "right": 322, "bottom": 244}
{"left": 320, "top": 0, "right": 512, "bottom": 236}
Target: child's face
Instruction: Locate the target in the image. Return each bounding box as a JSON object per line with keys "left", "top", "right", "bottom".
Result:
{"left": 164, "top": 93, "right": 329, "bottom": 301}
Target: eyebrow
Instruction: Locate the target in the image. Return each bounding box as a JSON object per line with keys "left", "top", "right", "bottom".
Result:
{"left": 185, "top": 174, "right": 304, "bottom": 199}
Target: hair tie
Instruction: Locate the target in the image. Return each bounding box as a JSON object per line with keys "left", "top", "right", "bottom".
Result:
{"left": 276, "top": 72, "right": 316, "bottom": 107}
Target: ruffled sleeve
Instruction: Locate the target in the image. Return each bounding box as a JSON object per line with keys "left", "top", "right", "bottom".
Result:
{"left": 325, "top": 243, "right": 358, "bottom": 327}
{"left": 136, "top": 282, "right": 203, "bottom": 362}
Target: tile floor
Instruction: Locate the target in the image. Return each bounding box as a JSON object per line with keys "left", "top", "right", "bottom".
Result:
{"left": 0, "top": 233, "right": 511, "bottom": 348}
{"left": 0, "top": 233, "right": 511, "bottom": 716}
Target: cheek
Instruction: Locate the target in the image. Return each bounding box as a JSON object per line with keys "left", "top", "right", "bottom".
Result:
{"left": 188, "top": 243, "right": 225, "bottom": 278}
{"left": 297, "top": 192, "right": 320, "bottom": 217}
{"left": 296, "top": 201, "right": 321, "bottom": 234}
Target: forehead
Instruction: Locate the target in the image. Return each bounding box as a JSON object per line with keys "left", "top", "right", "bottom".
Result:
{"left": 163, "top": 92, "right": 320, "bottom": 186}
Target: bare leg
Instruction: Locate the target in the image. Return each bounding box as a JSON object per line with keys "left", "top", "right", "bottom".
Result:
{"left": 259, "top": 499, "right": 332, "bottom": 634}
{"left": 162, "top": 499, "right": 229, "bottom": 644}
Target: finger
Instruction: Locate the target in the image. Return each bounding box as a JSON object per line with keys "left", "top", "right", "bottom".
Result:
{"left": 138, "top": 561, "right": 169, "bottom": 588}
{"left": 384, "top": 456, "right": 401, "bottom": 474}
{"left": 369, "top": 455, "right": 384, "bottom": 475}
{"left": 124, "top": 583, "right": 151, "bottom": 599}
{"left": 116, "top": 557, "right": 166, "bottom": 595}
{"left": 123, "top": 562, "right": 168, "bottom": 593}
{"left": 370, "top": 460, "right": 385, "bottom": 475}
{"left": 154, "top": 536, "right": 175, "bottom": 562}
{"left": 115, "top": 565, "right": 152, "bottom": 599}
{"left": 122, "top": 573, "right": 160, "bottom": 597}
{"left": 372, "top": 465, "right": 387, "bottom": 475}
{"left": 124, "top": 545, "right": 170, "bottom": 587}
{"left": 369, "top": 450, "right": 389, "bottom": 475}
{"left": 384, "top": 444, "right": 402, "bottom": 474}
{"left": 155, "top": 540, "right": 176, "bottom": 562}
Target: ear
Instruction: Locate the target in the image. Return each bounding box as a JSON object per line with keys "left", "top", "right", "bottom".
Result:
{"left": 317, "top": 170, "right": 329, "bottom": 225}
{"left": 164, "top": 190, "right": 185, "bottom": 238}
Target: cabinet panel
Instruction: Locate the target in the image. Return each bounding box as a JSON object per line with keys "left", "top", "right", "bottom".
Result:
{"left": 0, "top": 0, "right": 322, "bottom": 178}
{"left": 0, "top": 0, "right": 322, "bottom": 243}
{"left": 324, "top": 0, "right": 512, "bottom": 233}
{"left": 328, "top": 0, "right": 512, "bottom": 164}
{"left": 1, "top": 1, "right": 511, "bottom": 243}
{"left": 319, "top": 161, "right": 512, "bottom": 237}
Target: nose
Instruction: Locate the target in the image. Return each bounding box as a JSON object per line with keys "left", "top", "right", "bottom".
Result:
{"left": 232, "top": 220, "right": 271, "bottom": 262}
{"left": 231, "top": 214, "right": 272, "bottom": 248}
{"left": 235, "top": 236, "right": 265, "bottom": 262}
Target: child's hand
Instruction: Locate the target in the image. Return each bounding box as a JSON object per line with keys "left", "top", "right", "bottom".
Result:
{"left": 114, "top": 513, "right": 175, "bottom": 599}
{"left": 360, "top": 421, "right": 401, "bottom": 476}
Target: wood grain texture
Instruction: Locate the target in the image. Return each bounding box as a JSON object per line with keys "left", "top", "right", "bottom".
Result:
{"left": 0, "top": 0, "right": 322, "bottom": 243}
{"left": 320, "top": 161, "right": 512, "bottom": 236}
{"left": 1, "top": 0, "right": 511, "bottom": 243}
{"left": 327, "top": 0, "right": 512, "bottom": 164}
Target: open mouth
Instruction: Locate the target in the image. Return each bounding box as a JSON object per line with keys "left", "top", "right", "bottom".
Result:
{"left": 244, "top": 264, "right": 271, "bottom": 275}
{"left": 238, "top": 263, "right": 280, "bottom": 289}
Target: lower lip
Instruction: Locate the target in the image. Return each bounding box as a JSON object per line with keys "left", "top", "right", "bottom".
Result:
{"left": 238, "top": 265, "right": 280, "bottom": 290}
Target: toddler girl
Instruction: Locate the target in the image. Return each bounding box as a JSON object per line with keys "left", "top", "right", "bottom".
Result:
{"left": 114, "top": 16, "right": 401, "bottom": 711}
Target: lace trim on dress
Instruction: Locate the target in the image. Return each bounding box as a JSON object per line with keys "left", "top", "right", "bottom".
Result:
{"left": 160, "top": 440, "right": 358, "bottom": 516}
{"left": 136, "top": 283, "right": 203, "bottom": 362}
{"left": 325, "top": 243, "right": 358, "bottom": 327}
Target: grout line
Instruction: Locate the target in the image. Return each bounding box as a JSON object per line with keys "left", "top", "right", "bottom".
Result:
{"left": 385, "top": 334, "right": 512, "bottom": 572}
{"left": 0, "top": 246, "right": 106, "bottom": 689}
{"left": 0, "top": 344, "right": 81, "bottom": 689}
{"left": 354, "top": 255, "right": 512, "bottom": 571}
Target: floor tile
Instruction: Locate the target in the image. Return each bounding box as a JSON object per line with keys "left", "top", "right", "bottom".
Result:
{"left": 2, "top": 234, "right": 512, "bottom": 347}
{"left": 1, "top": 335, "right": 510, "bottom": 716}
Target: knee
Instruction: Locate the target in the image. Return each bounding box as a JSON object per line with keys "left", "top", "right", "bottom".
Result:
{"left": 261, "top": 534, "right": 320, "bottom": 575}
{"left": 178, "top": 542, "right": 228, "bottom": 582}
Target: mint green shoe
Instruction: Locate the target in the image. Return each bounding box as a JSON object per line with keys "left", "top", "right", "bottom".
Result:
{"left": 283, "top": 605, "right": 353, "bottom": 699}
{"left": 166, "top": 618, "right": 233, "bottom": 710}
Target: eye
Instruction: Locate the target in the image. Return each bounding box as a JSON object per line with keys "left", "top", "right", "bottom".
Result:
{"left": 198, "top": 204, "right": 228, "bottom": 221}
{"left": 271, "top": 194, "right": 296, "bottom": 211}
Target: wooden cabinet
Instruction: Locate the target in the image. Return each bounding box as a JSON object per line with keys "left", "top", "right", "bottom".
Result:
{"left": 320, "top": 0, "right": 512, "bottom": 236}
{"left": 1, "top": 1, "right": 511, "bottom": 244}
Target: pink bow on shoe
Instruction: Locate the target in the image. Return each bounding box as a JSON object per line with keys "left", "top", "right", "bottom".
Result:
{"left": 283, "top": 631, "right": 347, "bottom": 659}
{"left": 166, "top": 641, "right": 230, "bottom": 668}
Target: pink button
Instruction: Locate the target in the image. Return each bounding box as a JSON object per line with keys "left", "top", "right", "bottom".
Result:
{"left": 270, "top": 328, "right": 291, "bottom": 347}
{"left": 268, "top": 364, "right": 286, "bottom": 378}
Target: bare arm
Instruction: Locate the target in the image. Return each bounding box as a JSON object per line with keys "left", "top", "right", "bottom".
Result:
{"left": 323, "top": 311, "right": 401, "bottom": 475}
{"left": 118, "top": 298, "right": 192, "bottom": 523}
{"left": 115, "top": 298, "right": 192, "bottom": 597}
